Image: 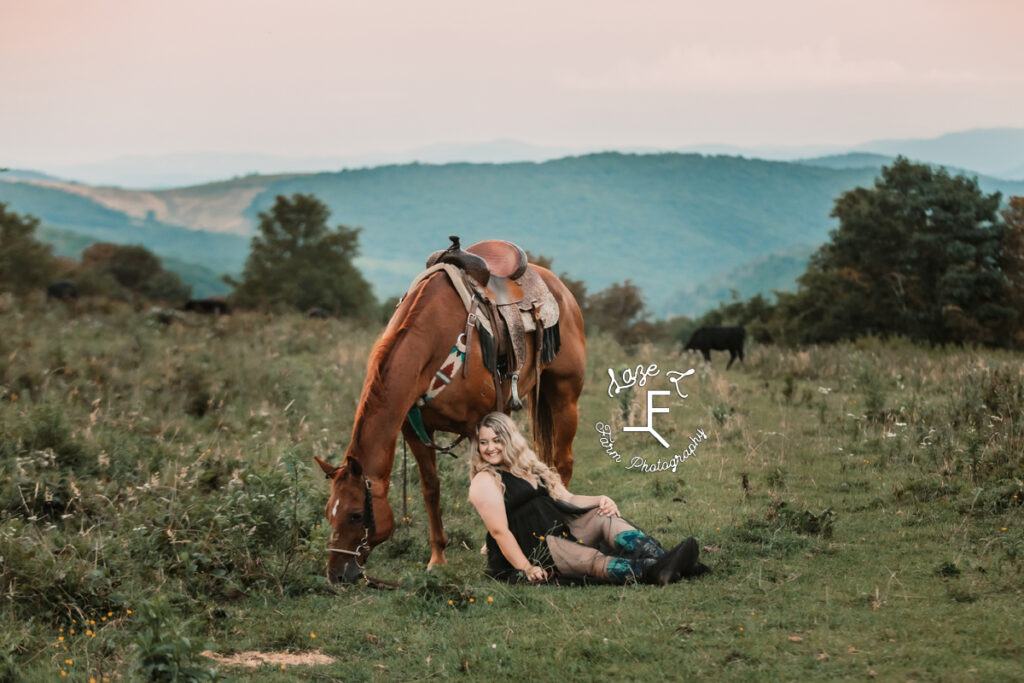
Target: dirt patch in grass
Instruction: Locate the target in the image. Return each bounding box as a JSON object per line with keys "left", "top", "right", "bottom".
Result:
{"left": 202, "top": 650, "right": 335, "bottom": 668}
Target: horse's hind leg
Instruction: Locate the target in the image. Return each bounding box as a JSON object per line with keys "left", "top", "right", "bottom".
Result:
{"left": 537, "top": 371, "right": 583, "bottom": 486}
{"left": 401, "top": 423, "right": 448, "bottom": 567}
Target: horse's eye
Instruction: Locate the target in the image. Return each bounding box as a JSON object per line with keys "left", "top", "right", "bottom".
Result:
{"left": 349, "top": 512, "right": 363, "bottom": 522}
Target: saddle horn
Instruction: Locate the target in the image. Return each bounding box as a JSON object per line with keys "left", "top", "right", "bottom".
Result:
{"left": 426, "top": 235, "right": 490, "bottom": 286}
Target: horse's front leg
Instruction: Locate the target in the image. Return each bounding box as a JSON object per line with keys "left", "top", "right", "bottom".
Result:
{"left": 401, "top": 423, "right": 448, "bottom": 567}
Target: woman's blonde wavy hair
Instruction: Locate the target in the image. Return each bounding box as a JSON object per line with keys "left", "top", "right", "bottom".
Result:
{"left": 470, "top": 412, "right": 563, "bottom": 495}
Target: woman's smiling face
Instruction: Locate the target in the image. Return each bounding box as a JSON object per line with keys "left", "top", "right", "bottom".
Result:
{"left": 477, "top": 426, "right": 505, "bottom": 466}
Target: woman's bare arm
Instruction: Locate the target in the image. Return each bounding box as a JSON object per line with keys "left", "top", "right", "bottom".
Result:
{"left": 549, "top": 481, "right": 620, "bottom": 517}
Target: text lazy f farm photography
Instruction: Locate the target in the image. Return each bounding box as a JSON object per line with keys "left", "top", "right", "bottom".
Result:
{"left": 2, "top": 1, "right": 1024, "bottom": 680}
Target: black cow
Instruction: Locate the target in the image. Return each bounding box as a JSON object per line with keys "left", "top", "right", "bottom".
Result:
{"left": 46, "top": 280, "right": 79, "bottom": 301}
{"left": 307, "top": 307, "right": 328, "bottom": 319}
{"left": 684, "top": 326, "right": 746, "bottom": 369}
{"left": 184, "top": 298, "right": 230, "bottom": 315}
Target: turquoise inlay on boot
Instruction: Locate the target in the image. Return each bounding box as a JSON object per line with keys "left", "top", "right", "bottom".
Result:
{"left": 605, "top": 557, "right": 655, "bottom": 583}
{"left": 613, "top": 530, "right": 665, "bottom": 559}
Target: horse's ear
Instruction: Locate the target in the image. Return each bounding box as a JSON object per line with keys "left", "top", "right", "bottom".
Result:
{"left": 314, "top": 456, "right": 338, "bottom": 479}
{"left": 344, "top": 456, "right": 363, "bottom": 478}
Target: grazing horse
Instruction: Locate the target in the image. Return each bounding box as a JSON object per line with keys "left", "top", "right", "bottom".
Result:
{"left": 684, "top": 325, "right": 746, "bottom": 369}
{"left": 314, "top": 263, "right": 586, "bottom": 584}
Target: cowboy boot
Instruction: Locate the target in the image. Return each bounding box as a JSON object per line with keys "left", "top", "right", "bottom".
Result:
{"left": 612, "top": 530, "right": 666, "bottom": 560}
{"left": 640, "top": 537, "right": 700, "bottom": 586}
{"left": 674, "top": 537, "right": 701, "bottom": 579}
{"left": 604, "top": 556, "right": 656, "bottom": 584}
{"left": 688, "top": 561, "right": 711, "bottom": 577}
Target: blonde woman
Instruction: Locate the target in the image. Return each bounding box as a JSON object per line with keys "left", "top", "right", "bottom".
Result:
{"left": 468, "top": 412, "right": 704, "bottom": 584}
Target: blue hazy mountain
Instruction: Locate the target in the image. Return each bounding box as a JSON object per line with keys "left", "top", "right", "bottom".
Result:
{"left": 4, "top": 142, "right": 1022, "bottom": 316}
{"left": 855, "top": 128, "right": 1024, "bottom": 179}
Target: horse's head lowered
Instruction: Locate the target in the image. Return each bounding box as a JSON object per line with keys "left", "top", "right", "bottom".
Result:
{"left": 314, "top": 455, "right": 394, "bottom": 584}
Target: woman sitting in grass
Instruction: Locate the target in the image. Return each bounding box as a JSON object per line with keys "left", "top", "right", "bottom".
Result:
{"left": 468, "top": 412, "right": 706, "bottom": 585}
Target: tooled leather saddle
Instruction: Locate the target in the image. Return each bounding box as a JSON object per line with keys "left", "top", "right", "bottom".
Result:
{"left": 423, "top": 235, "right": 561, "bottom": 413}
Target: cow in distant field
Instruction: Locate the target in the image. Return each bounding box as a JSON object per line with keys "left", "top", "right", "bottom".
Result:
{"left": 184, "top": 297, "right": 230, "bottom": 315}
{"left": 684, "top": 326, "right": 746, "bottom": 369}
{"left": 307, "top": 307, "right": 328, "bottom": 319}
{"left": 46, "top": 280, "right": 79, "bottom": 302}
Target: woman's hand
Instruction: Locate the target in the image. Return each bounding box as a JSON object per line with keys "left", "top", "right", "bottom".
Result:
{"left": 597, "top": 495, "right": 619, "bottom": 517}
{"left": 523, "top": 564, "right": 548, "bottom": 583}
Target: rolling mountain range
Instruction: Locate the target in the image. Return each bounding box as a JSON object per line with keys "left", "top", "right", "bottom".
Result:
{"left": 3, "top": 129, "right": 1023, "bottom": 315}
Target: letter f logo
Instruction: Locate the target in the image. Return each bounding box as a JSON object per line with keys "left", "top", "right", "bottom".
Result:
{"left": 623, "top": 390, "right": 671, "bottom": 448}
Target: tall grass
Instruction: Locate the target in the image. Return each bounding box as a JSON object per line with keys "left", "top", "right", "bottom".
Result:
{"left": 1, "top": 301, "right": 1021, "bottom": 680}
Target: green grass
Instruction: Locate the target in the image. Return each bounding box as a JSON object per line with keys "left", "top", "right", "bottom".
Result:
{"left": 1, "top": 298, "right": 1021, "bottom": 681}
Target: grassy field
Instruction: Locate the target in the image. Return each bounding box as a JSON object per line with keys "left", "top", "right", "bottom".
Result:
{"left": 1, "top": 296, "right": 1022, "bottom": 681}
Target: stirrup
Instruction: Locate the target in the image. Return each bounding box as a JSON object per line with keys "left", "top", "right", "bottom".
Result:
{"left": 509, "top": 372, "right": 523, "bottom": 411}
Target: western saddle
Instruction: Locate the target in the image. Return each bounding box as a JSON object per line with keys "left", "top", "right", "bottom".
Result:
{"left": 421, "top": 235, "right": 560, "bottom": 414}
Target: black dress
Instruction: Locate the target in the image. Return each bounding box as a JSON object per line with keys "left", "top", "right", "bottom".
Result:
{"left": 484, "top": 469, "right": 594, "bottom": 581}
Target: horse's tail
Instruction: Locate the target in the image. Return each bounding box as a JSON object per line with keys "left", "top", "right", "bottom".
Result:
{"left": 531, "top": 377, "right": 556, "bottom": 469}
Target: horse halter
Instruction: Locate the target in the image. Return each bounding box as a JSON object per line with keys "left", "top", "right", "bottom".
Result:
{"left": 325, "top": 473, "right": 376, "bottom": 571}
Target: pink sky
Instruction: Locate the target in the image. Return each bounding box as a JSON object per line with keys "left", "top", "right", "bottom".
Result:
{"left": 2, "top": 0, "right": 1022, "bottom": 165}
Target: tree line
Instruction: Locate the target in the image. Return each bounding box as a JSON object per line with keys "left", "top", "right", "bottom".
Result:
{"left": 3, "top": 157, "right": 1021, "bottom": 349}
{"left": 0, "top": 204, "right": 191, "bottom": 303}
{"left": 689, "top": 159, "right": 1024, "bottom": 350}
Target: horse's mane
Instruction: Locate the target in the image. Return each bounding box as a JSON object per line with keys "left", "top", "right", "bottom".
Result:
{"left": 350, "top": 274, "right": 439, "bottom": 444}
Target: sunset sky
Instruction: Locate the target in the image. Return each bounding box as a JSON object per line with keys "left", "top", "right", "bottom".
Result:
{"left": 3, "top": 0, "right": 1022, "bottom": 167}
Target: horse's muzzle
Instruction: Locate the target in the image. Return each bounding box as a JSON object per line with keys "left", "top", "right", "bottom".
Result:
{"left": 327, "top": 559, "right": 364, "bottom": 585}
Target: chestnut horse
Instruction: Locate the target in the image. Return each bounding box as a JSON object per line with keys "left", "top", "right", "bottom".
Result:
{"left": 314, "top": 265, "right": 585, "bottom": 583}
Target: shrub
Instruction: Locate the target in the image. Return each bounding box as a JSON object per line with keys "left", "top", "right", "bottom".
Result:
{"left": 132, "top": 596, "right": 217, "bottom": 682}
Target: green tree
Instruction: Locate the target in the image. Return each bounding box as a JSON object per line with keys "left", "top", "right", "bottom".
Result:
{"left": 0, "top": 202, "right": 57, "bottom": 295}
{"left": 999, "top": 196, "right": 1024, "bottom": 347}
{"left": 783, "top": 158, "right": 1011, "bottom": 345}
{"left": 696, "top": 293, "right": 776, "bottom": 344}
{"left": 586, "top": 280, "right": 650, "bottom": 346}
{"left": 80, "top": 242, "right": 191, "bottom": 303}
{"left": 229, "top": 194, "right": 376, "bottom": 316}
